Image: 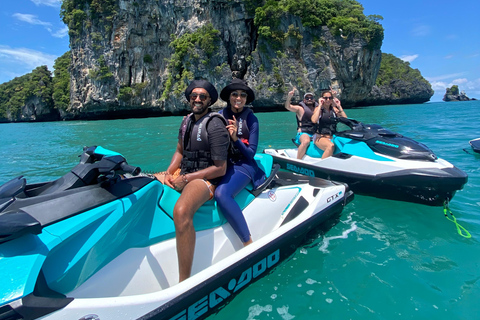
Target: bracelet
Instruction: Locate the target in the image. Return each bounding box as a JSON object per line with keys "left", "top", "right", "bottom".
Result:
{"left": 182, "top": 174, "right": 188, "bottom": 184}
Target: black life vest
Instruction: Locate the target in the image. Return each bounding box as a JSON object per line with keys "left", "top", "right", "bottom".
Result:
{"left": 180, "top": 112, "right": 227, "bottom": 173}
{"left": 317, "top": 107, "right": 337, "bottom": 135}
{"left": 297, "top": 101, "right": 318, "bottom": 135}
{"left": 220, "top": 107, "right": 253, "bottom": 163}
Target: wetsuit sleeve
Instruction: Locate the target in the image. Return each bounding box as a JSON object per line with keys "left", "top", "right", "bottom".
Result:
{"left": 207, "top": 117, "right": 230, "bottom": 161}
{"left": 233, "top": 113, "right": 259, "bottom": 160}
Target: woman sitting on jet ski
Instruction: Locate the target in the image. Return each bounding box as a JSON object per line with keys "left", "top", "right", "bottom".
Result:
{"left": 311, "top": 89, "right": 347, "bottom": 159}
{"left": 215, "top": 79, "right": 266, "bottom": 246}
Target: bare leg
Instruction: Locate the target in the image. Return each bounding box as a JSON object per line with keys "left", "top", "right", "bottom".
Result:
{"left": 243, "top": 237, "right": 253, "bottom": 246}
{"left": 297, "top": 134, "right": 311, "bottom": 159}
{"left": 173, "top": 179, "right": 213, "bottom": 282}
{"left": 313, "top": 135, "right": 335, "bottom": 159}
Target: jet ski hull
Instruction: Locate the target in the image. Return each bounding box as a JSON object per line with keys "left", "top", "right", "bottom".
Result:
{"left": 0, "top": 147, "right": 353, "bottom": 320}
{"left": 265, "top": 118, "right": 467, "bottom": 206}
{"left": 264, "top": 150, "right": 467, "bottom": 206}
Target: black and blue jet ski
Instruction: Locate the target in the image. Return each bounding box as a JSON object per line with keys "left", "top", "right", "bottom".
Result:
{"left": 264, "top": 118, "right": 468, "bottom": 206}
{"left": 0, "top": 146, "right": 353, "bottom": 320}
{"left": 469, "top": 138, "right": 480, "bottom": 153}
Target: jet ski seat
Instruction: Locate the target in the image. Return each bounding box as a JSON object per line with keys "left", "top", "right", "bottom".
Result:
{"left": 158, "top": 154, "right": 275, "bottom": 232}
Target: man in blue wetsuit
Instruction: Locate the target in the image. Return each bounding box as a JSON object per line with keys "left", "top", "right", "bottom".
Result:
{"left": 154, "top": 79, "right": 229, "bottom": 282}
{"left": 285, "top": 88, "right": 318, "bottom": 159}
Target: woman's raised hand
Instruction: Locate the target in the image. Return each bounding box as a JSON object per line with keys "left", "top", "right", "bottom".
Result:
{"left": 226, "top": 115, "right": 238, "bottom": 141}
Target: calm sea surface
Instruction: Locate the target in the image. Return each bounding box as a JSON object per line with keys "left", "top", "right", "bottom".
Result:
{"left": 1, "top": 101, "right": 479, "bottom": 319}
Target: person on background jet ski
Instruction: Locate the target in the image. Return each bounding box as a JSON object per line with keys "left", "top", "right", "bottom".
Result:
{"left": 285, "top": 87, "right": 319, "bottom": 159}
{"left": 311, "top": 89, "right": 347, "bottom": 159}
{"left": 215, "top": 79, "right": 266, "bottom": 246}
{"left": 153, "top": 79, "right": 230, "bottom": 282}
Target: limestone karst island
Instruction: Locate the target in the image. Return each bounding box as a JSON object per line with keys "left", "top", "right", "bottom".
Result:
{"left": 0, "top": 0, "right": 435, "bottom": 122}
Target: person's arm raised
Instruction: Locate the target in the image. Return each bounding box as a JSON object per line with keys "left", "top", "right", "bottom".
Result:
{"left": 285, "top": 89, "right": 303, "bottom": 117}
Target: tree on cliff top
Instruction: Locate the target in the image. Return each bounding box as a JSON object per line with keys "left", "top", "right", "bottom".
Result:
{"left": 376, "top": 53, "right": 431, "bottom": 88}
{"left": 254, "top": 0, "right": 384, "bottom": 49}
{"left": 445, "top": 85, "right": 459, "bottom": 96}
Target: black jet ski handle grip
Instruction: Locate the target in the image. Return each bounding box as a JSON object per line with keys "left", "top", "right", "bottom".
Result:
{"left": 120, "top": 162, "right": 141, "bottom": 176}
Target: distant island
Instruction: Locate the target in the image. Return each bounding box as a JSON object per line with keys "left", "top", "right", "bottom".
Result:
{"left": 443, "top": 85, "right": 477, "bottom": 102}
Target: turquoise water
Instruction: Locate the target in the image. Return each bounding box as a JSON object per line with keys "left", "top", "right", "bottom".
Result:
{"left": 1, "top": 101, "right": 479, "bottom": 319}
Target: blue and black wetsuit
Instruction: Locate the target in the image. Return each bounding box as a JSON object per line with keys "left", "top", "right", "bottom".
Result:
{"left": 215, "top": 107, "right": 266, "bottom": 243}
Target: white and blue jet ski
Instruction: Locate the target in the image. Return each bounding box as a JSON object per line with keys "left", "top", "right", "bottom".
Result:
{"left": 264, "top": 118, "right": 467, "bottom": 206}
{"left": 0, "top": 146, "right": 353, "bottom": 320}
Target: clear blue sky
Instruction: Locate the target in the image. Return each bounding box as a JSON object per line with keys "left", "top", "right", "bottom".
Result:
{"left": 1, "top": 0, "right": 479, "bottom": 102}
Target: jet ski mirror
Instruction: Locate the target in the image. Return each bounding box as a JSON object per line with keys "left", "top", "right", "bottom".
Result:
{"left": 0, "top": 176, "right": 26, "bottom": 199}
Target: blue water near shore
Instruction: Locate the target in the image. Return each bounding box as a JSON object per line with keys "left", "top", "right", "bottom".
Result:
{"left": 1, "top": 100, "right": 479, "bottom": 319}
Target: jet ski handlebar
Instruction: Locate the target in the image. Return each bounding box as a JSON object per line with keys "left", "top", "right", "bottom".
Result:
{"left": 74, "top": 146, "right": 141, "bottom": 182}
{"left": 336, "top": 117, "right": 363, "bottom": 130}
{"left": 0, "top": 146, "right": 141, "bottom": 201}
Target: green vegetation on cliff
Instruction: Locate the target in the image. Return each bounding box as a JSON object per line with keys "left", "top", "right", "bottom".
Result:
{"left": 52, "top": 51, "right": 71, "bottom": 110}
{"left": 376, "top": 53, "right": 430, "bottom": 87}
{"left": 162, "top": 23, "right": 221, "bottom": 99}
{"left": 445, "top": 85, "right": 459, "bottom": 96}
{"left": 61, "top": 0, "right": 118, "bottom": 37}
{"left": 254, "top": 0, "right": 383, "bottom": 49}
{"left": 0, "top": 66, "right": 54, "bottom": 120}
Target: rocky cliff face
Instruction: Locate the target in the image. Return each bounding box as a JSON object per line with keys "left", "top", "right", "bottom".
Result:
{"left": 359, "top": 79, "right": 434, "bottom": 106}
{"left": 0, "top": 95, "right": 58, "bottom": 122}
{"left": 65, "top": 0, "right": 382, "bottom": 119}
{"left": 20, "top": 96, "right": 60, "bottom": 121}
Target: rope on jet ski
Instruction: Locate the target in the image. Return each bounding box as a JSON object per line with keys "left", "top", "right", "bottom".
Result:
{"left": 443, "top": 199, "right": 471, "bottom": 238}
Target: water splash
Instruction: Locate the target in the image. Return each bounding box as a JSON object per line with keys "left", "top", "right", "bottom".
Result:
{"left": 318, "top": 212, "right": 358, "bottom": 253}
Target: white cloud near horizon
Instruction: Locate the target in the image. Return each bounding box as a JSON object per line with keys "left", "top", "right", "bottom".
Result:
{"left": 30, "top": 0, "right": 61, "bottom": 7}
{"left": 400, "top": 54, "right": 419, "bottom": 63}
{"left": 430, "top": 78, "right": 480, "bottom": 98}
{"left": 0, "top": 46, "right": 57, "bottom": 71}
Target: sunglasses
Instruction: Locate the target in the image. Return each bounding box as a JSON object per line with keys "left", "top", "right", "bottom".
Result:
{"left": 189, "top": 93, "right": 209, "bottom": 101}
{"left": 304, "top": 96, "right": 314, "bottom": 101}
{"left": 231, "top": 92, "right": 248, "bottom": 98}
{"left": 323, "top": 96, "right": 333, "bottom": 100}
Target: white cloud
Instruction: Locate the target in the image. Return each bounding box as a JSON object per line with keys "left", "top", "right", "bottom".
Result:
{"left": 430, "top": 81, "right": 448, "bottom": 91}
{"left": 452, "top": 78, "right": 468, "bottom": 85}
{"left": 30, "top": 0, "right": 61, "bottom": 7}
{"left": 51, "top": 26, "right": 69, "bottom": 38}
{"left": 444, "top": 55, "right": 454, "bottom": 59}
{"left": 400, "top": 54, "right": 419, "bottom": 63}
{"left": 426, "top": 73, "right": 466, "bottom": 82}
{"left": 13, "top": 13, "right": 68, "bottom": 39}
{"left": 0, "top": 46, "right": 57, "bottom": 71}
{"left": 411, "top": 25, "right": 431, "bottom": 37}
{"left": 13, "top": 13, "right": 52, "bottom": 27}
{"left": 429, "top": 77, "right": 480, "bottom": 99}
